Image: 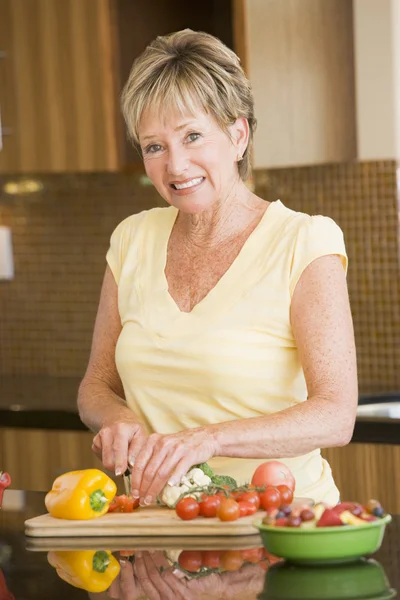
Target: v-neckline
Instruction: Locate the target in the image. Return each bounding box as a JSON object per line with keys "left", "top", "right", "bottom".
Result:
{"left": 161, "top": 200, "right": 281, "bottom": 316}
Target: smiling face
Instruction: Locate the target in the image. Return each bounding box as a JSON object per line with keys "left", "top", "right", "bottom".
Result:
{"left": 138, "top": 107, "right": 248, "bottom": 214}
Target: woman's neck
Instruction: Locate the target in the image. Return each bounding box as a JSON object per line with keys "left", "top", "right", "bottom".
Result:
{"left": 175, "top": 182, "right": 268, "bottom": 250}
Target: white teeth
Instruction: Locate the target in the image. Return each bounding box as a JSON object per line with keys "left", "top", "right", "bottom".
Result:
{"left": 173, "top": 177, "right": 203, "bottom": 190}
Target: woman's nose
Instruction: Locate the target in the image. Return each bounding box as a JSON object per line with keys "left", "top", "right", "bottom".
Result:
{"left": 166, "top": 146, "right": 189, "bottom": 176}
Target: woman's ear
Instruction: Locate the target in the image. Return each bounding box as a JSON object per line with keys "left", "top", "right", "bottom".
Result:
{"left": 230, "top": 117, "right": 249, "bottom": 156}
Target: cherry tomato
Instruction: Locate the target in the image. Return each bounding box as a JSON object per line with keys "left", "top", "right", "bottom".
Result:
{"left": 201, "top": 550, "right": 221, "bottom": 569}
{"left": 251, "top": 461, "right": 295, "bottom": 492}
{"left": 241, "top": 548, "right": 263, "bottom": 563}
{"left": 199, "top": 494, "right": 221, "bottom": 518}
{"left": 243, "top": 501, "right": 257, "bottom": 516}
{"left": 217, "top": 498, "right": 240, "bottom": 521}
{"left": 238, "top": 500, "right": 249, "bottom": 517}
{"left": 238, "top": 491, "right": 260, "bottom": 510}
{"left": 178, "top": 550, "right": 202, "bottom": 572}
{"left": 176, "top": 497, "right": 200, "bottom": 521}
{"left": 276, "top": 485, "right": 294, "bottom": 505}
{"left": 259, "top": 487, "right": 281, "bottom": 511}
{"left": 220, "top": 550, "right": 244, "bottom": 571}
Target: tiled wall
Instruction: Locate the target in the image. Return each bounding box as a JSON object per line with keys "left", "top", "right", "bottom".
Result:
{"left": 255, "top": 161, "right": 400, "bottom": 394}
{"left": 1, "top": 162, "right": 399, "bottom": 393}
{"left": 0, "top": 173, "right": 165, "bottom": 377}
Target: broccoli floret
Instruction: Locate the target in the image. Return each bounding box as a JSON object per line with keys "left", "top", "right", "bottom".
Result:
{"left": 194, "top": 463, "right": 214, "bottom": 479}
{"left": 211, "top": 474, "right": 237, "bottom": 489}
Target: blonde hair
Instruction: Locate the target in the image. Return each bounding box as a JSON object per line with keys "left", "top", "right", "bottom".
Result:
{"left": 121, "top": 29, "right": 256, "bottom": 181}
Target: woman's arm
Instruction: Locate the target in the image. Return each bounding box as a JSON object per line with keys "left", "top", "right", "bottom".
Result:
{"left": 209, "top": 254, "right": 358, "bottom": 457}
{"left": 78, "top": 266, "right": 147, "bottom": 474}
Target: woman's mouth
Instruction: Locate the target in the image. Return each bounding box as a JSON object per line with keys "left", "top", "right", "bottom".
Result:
{"left": 170, "top": 177, "right": 205, "bottom": 194}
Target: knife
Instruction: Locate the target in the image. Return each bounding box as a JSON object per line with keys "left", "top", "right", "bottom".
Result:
{"left": 123, "top": 468, "right": 132, "bottom": 496}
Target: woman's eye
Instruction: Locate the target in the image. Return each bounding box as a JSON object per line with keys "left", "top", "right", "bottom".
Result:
{"left": 186, "top": 132, "right": 201, "bottom": 143}
{"left": 145, "top": 144, "right": 162, "bottom": 154}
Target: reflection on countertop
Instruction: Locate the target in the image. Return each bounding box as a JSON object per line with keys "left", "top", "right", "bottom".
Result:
{"left": 1, "top": 376, "right": 400, "bottom": 443}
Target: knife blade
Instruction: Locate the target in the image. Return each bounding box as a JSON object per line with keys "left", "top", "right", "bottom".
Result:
{"left": 123, "top": 468, "right": 131, "bottom": 496}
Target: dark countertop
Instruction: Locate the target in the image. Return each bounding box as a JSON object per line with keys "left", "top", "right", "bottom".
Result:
{"left": 0, "top": 488, "right": 399, "bottom": 600}
{"left": 1, "top": 375, "right": 400, "bottom": 444}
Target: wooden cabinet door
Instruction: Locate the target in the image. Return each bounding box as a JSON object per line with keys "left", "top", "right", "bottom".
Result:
{"left": 0, "top": 0, "right": 121, "bottom": 173}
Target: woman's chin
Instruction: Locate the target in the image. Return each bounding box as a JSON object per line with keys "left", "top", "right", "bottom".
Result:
{"left": 166, "top": 196, "right": 218, "bottom": 215}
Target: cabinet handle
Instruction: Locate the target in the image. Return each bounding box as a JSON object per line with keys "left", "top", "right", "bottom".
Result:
{"left": 0, "top": 51, "right": 6, "bottom": 59}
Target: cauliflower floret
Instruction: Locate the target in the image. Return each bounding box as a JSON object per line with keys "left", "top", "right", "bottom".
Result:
{"left": 161, "top": 485, "right": 183, "bottom": 508}
{"left": 165, "top": 549, "right": 182, "bottom": 565}
{"left": 187, "top": 468, "right": 212, "bottom": 487}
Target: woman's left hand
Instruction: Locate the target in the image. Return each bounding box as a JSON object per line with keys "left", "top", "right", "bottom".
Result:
{"left": 129, "top": 427, "right": 219, "bottom": 505}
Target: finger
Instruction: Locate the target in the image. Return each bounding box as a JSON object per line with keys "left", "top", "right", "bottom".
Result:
{"left": 166, "top": 455, "right": 196, "bottom": 490}
{"left": 130, "top": 436, "right": 159, "bottom": 500}
{"left": 118, "top": 559, "right": 143, "bottom": 600}
{"left": 134, "top": 553, "right": 161, "bottom": 600}
{"left": 108, "top": 571, "right": 122, "bottom": 599}
{"left": 161, "top": 570, "right": 193, "bottom": 600}
{"left": 127, "top": 428, "right": 148, "bottom": 468}
{"left": 139, "top": 443, "right": 173, "bottom": 504}
{"left": 142, "top": 552, "right": 179, "bottom": 600}
{"left": 142, "top": 450, "right": 183, "bottom": 504}
{"left": 92, "top": 434, "right": 102, "bottom": 460}
{"left": 98, "top": 429, "right": 116, "bottom": 472}
{"left": 113, "top": 426, "right": 134, "bottom": 476}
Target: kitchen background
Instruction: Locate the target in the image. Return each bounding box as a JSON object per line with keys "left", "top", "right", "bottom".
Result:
{"left": 1, "top": 0, "right": 400, "bottom": 506}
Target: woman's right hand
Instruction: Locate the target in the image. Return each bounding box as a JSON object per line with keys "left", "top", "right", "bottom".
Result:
{"left": 92, "top": 420, "right": 149, "bottom": 476}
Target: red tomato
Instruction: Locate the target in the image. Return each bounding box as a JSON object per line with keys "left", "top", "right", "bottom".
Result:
{"left": 238, "top": 500, "right": 249, "bottom": 517}
{"left": 220, "top": 550, "right": 244, "bottom": 571}
{"left": 251, "top": 461, "right": 295, "bottom": 492}
{"left": 108, "top": 495, "right": 139, "bottom": 513}
{"left": 201, "top": 550, "right": 221, "bottom": 569}
{"left": 242, "top": 501, "right": 257, "bottom": 516}
{"left": 259, "top": 487, "right": 281, "bottom": 511}
{"left": 176, "top": 497, "right": 200, "bottom": 521}
{"left": 199, "top": 495, "right": 221, "bottom": 518}
{"left": 217, "top": 498, "right": 240, "bottom": 521}
{"left": 178, "top": 550, "right": 202, "bottom": 572}
{"left": 276, "top": 485, "right": 294, "bottom": 505}
{"left": 238, "top": 491, "right": 260, "bottom": 510}
{"left": 241, "top": 548, "right": 263, "bottom": 563}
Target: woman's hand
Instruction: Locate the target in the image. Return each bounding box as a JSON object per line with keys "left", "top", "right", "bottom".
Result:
{"left": 92, "top": 420, "right": 149, "bottom": 476}
{"left": 105, "top": 551, "right": 265, "bottom": 600}
{"left": 130, "top": 428, "right": 219, "bottom": 505}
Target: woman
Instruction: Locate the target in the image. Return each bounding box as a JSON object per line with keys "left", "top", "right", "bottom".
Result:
{"left": 78, "top": 29, "right": 358, "bottom": 507}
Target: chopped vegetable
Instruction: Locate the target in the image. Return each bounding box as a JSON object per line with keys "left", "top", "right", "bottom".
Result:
{"left": 108, "top": 495, "right": 139, "bottom": 513}
{"left": 45, "top": 469, "right": 117, "bottom": 520}
{"left": 47, "top": 550, "right": 120, "bottom": 592}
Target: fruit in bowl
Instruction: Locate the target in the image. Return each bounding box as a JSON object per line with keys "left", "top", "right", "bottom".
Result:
{"left": 255, "top": 498, "right": 392, "bottom": 565}
{"left": 262, "top": 498, "right": 387, "bottom": 529}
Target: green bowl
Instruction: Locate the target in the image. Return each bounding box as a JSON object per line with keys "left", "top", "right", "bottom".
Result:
{"left": 259, "top": 558, "right": 396, "bottom": 600}
{"left": 254, "top": 514, "right": 392, "bottom": 565}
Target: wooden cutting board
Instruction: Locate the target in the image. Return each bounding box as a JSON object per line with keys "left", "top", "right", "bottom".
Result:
{"left": 26, "top": 533, "right": 263, "bottom": 551}
{"left": 25, "top": 505, "right": 264, "bottom": 538}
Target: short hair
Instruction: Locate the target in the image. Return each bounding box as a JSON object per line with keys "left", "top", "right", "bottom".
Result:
{"left": 121, "top": 29, "right": 257, "bottom": 181}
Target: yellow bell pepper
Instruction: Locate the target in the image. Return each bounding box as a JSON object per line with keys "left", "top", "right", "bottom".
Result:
{"left": 45, "top": 469, "right": 117, "bottom": 520}
{"left": 47, "top": 549, "right": 120, "bottom": 592}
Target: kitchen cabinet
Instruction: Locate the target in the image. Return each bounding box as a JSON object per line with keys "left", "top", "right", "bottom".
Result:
{"left": 322, "top": 445, "right": 400, "bottom": 514}
{"left": 0, "top": 0, "right": 121, "bottom": 173}
{"left": 237, "top": 0, "right": 357, "bottom": 168}
{"left": 0, "top": 427, "right": 111, "bottom": 492}
{"left": 0, "top": 0, "right": 233, "bottom": 174}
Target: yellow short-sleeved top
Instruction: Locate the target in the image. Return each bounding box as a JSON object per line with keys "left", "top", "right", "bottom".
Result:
{"left": 106, "top": 200, "right": 347, "bottom": 504}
